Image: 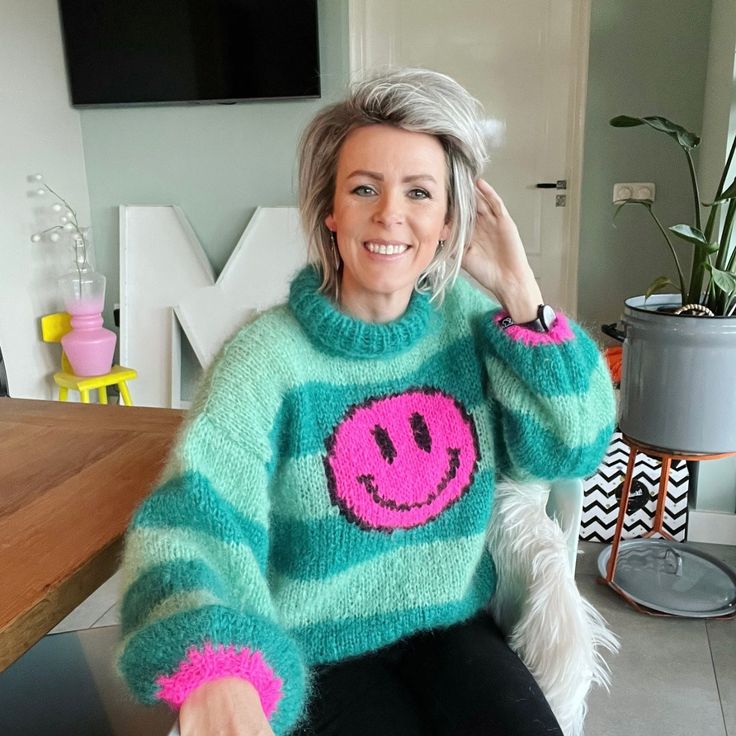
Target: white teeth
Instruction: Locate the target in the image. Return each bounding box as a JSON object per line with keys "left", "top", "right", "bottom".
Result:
{"left": 365, "top": 242, "right": 408, "bottom": 255}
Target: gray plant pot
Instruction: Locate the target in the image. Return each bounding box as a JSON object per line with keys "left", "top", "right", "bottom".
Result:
{"left": 618, "top": 294, "right": 736, "bottom": 454}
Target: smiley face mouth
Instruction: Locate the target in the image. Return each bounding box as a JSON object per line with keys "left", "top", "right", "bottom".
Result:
{"left": 356, "top": 447, "right": 461, "bottom": 511}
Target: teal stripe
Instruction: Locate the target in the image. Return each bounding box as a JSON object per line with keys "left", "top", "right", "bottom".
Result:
{"left": 118, "top": 604, "right": 306, "bottom": 735}
{"left": 122, "top": 526, "right": 276, "bottom": 620}
{"left": 291, "top": 551, "right": 496, "bottom": 665}
{"left": 502, "top": 410, "right": 615, "bottom": 480}
{"left": 488, "top": 354, "right": 615, "bottom": 445}
{"left": 269, "top": 336, "right": 485, "bottom": 462}
{"left": 479, "top": 318, "right": 602, "bottom": 397}
{"left": 121, "top": 559, "right": 226, "bottom": 636}
{"left": 131, "top": 471, "right": 269, "bottom": 571}
{"left": 270, "top": 467, "right": 494, "bottom": 579}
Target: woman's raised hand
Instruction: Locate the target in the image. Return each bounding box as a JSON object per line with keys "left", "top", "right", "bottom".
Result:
{"left": 462, "top": 179, "right": 543, "bottom": 323}
{"left": 178, "top": 677, "right": 275, "bottom": 736}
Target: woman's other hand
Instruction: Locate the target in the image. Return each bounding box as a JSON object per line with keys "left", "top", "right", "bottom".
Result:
{"left": 179, "top": 677, "right": 275, "bottom": 736}
{"left": 462, "top": 179, "right": 543, "bottom": 323}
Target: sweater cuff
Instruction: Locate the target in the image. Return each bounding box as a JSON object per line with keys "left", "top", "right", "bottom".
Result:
{"left": 493, "top": 310, "right": 574, "bottom": 346}
{"left": 155, "top": 642, "right": 283, "bottom": 718}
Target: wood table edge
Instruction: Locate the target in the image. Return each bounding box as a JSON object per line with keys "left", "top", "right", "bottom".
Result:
{"left": 0, "top": 537, "right": 123, "bottom": 672}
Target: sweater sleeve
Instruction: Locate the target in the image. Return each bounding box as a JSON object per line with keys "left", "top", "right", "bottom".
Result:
{"left": 448, "top": 276, "right": 615, "bottom": 482}
{"left": 477, "top": 307, "right": 616, "bottom": 481}
{"left": 116, "top": 326, "right": 307, "bottom": 735}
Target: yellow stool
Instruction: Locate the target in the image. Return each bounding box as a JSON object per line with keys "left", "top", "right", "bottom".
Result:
{"left": 41, "top": 312, "right": 138, "bottom": 405}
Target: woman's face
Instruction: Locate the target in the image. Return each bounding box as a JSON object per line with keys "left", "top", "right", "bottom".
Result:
{"left": 325, "top": 124, "right": 451, "bottom": 320}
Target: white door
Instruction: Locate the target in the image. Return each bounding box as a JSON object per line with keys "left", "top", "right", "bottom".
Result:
{"left": 348, "top": 0, "right": 589, "bottom": 314}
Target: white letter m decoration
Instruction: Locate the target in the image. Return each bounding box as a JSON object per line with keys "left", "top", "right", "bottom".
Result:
{"left": 119, "top": 205, "right": 306, "bottom": 408}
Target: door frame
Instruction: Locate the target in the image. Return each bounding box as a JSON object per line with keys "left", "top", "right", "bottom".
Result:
{"left": 347, "top": 0, "right": 592, "bottom": 318}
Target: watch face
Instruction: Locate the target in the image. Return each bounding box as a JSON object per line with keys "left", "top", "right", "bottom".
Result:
{"left": 540, "top": 304, "right": 556, "bottom": 330}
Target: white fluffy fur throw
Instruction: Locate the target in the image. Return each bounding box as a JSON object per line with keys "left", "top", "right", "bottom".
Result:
{"left": 486, "top": 479, "right": 619, "bottom": 736}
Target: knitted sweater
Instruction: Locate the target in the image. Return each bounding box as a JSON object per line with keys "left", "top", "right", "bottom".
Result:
{"left": 117, "top": 265, "right": 615, "bottom": 734}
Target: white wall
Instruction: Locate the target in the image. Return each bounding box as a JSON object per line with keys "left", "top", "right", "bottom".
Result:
{"left": 0, "top": 0, "right": 91, "bottom": 399}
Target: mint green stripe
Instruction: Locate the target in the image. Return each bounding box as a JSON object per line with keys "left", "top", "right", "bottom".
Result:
{"left": 270, "top": 467, "right": 494, "bottom": 579}
{"left": 121, "top": 559, "right": 226, "bottom": 636}
{"left": 122, "top": 526, "right": 275, "bottom": 618}
{"left": 270, "top": 336, "right": 484, "bottom": 462}
{"left": 131, "top": 471, "right": 268, "bottom": 570}
{"left": 274, "top": 534, "right": 489, "bottom": 628}
{"left": 501, "top": 409, "right": 615, "bottom": 480}
{"left": 177, "top": 415, "right": 271, "bottom": 527}
{"left": 480, "top": 318, "right": 602, "bottom": 397}
{"left": 118, "top": 604, "right": 307, "bottom": 735}
{"left": 488, "top": 353, "right": 616, "bottom": 445}
{"left": 291, "top": 553, "right": 496, "bottom": 664}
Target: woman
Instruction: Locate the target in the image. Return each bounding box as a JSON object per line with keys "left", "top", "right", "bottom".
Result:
{"left": 117, "top": 69, "right": 615, "bottom": 735}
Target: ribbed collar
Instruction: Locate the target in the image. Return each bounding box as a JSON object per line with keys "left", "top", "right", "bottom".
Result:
{"left": 288, "top": 265, "right": 437, "bottom": 359}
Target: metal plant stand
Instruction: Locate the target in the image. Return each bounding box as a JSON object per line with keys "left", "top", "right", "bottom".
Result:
{"left": 598, "top": 434, "right": 736, "bottom": 618}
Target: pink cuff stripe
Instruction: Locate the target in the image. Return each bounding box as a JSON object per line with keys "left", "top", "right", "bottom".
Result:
{"left": 155, "top": 642, "right": 283, "bottom": 717}
{"left": 494, "top": 311, "right": 574, "bottom": 346}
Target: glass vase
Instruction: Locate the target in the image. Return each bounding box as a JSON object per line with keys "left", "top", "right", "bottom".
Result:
{"left": 58, "top": 264, "right": 116, "bottom": 377}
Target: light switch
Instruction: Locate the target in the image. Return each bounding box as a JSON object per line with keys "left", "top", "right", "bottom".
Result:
{"left": 613, "top": 182, "right": 655, "bottom": 203}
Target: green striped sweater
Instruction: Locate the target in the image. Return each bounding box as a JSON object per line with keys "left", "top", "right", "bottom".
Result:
{"left": 117, "top": 265, "right": 615, "bottom": 734}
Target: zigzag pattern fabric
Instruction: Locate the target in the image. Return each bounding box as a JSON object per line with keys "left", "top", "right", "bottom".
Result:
{"left": 581, "top": 432, "right": 689, "bottom": 542}
{"left": 116, "top": 265, "right": 616, "bottom": 734}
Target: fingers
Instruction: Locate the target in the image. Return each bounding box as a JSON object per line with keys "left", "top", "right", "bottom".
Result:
{"left": 475, "top": 178, "right": 506, "bottom": 218}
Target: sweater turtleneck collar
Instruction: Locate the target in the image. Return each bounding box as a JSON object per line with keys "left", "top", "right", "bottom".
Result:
{"left": 288, "top": 265, "right": 438, "bottom": 359}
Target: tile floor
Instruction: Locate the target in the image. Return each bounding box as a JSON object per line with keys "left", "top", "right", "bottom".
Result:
{"left": 16, "top": 541, "right": 736, "bottom": 735}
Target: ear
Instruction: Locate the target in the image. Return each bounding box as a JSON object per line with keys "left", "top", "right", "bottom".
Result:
{"left": 439, "top": 221, "right": 451, "bottom": 241}
{"left": 325, "top": 213, "right": 336, "bottom": 232}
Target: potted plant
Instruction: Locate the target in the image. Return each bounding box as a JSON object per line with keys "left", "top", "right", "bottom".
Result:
{"left": 607, "top": 116, "right": 736, "bottom": 453}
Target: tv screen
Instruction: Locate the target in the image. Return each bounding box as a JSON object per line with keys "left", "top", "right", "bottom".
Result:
{"left": 58, "top": 0, "right": 320, "bottom": 106}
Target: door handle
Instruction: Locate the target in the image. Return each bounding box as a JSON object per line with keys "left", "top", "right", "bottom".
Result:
{"left": 535, "top": 180, "right": 567, "bottom": 189}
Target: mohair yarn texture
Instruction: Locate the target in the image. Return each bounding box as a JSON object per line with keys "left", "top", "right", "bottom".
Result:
{"left": 117, "top": 265, "right": 616, "bottom": 734}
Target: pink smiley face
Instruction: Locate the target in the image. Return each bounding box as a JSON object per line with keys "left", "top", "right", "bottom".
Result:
{"left": 323, "top": 388, "right": 479, "bottom": 531}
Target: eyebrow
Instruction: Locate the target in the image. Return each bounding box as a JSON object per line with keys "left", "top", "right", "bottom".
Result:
{"left": 346, "top": 169, "right": 438, "bottom": 184}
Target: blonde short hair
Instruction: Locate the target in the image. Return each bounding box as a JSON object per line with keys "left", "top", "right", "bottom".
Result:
{"left": 297, "top": 68, "right": 487, "bottom": 302}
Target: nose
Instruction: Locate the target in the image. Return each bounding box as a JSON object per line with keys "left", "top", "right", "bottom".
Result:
{"left": 372, "top": 189, "right": 405, "bottom": 227}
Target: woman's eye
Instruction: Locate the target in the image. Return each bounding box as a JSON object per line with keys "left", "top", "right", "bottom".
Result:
{"left": 408, "top": 188, "right": 430, "bottom": 200}
{"left": 352, "top": 185, "right": 376, "bottom": 196}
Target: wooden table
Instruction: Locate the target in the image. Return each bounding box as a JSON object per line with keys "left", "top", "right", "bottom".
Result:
{"left": 0, "top": 398, "right": 183, "bottom": 671}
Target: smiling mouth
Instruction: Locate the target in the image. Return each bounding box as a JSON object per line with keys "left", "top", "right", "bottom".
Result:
{"left": 356, "top": 447, "right": 461, "bottom": 511}
{"left": 364, "top": 241, "right": 410, "bottom": 256}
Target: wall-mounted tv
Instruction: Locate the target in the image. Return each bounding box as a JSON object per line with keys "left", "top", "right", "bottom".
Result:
{"left": 58, "top": 0, "right": 320, "bottom": 107}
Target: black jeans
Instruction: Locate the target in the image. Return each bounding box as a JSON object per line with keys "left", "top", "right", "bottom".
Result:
{"left": 292, "top": 610, "right": 563, "bottom": 736}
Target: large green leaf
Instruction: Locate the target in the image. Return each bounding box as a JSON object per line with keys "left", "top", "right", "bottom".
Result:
{"left": 709, "top": 266, "right": 736, "bottom": 294}
{"left": 668, "top": 224, "right": 719, "bottom": 252}
{"left": 669, "top": 224, "right": 707, "bottom": 245}
{"left": 610, "top": 115, "right": 700, "bottom": 149}
{"left": 644, "top": 276, "right": 679, "bottom": 300}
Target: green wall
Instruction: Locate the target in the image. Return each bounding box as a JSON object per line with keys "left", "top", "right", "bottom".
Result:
{"left": 78, "top": 0, "right": 714, "bottom": 338}
{"left": 578, "top": 0, "right": 713, "bottom": 332}
{"left": 78, "top": 0, "right": 349, "bottom": 323}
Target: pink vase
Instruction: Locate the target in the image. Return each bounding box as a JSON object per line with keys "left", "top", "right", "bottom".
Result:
{"left": 59, "top": 270, "right": 116, "bottom": 377}
{"left": 61, "top": 306, "right": 116, "bottom": 376}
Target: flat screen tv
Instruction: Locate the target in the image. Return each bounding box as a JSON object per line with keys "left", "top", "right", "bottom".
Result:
{"left": 58, "top": 0, "right": 320, "bottom": 107}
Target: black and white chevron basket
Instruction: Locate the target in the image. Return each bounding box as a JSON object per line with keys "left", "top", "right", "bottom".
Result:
{"left": 581, "top": 431, "right": 689, "bottom": 542}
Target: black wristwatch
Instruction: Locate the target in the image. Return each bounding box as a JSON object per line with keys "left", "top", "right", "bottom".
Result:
{"left": 502, "top": 304, "right": 557, "bottom": 333}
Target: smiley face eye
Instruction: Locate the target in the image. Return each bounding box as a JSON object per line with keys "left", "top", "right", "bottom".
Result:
{"left": 371, "top": 424, "right": 397, "bottom": 464}
{"left": 410, "top": 412, "right": 432, "bottom": 453}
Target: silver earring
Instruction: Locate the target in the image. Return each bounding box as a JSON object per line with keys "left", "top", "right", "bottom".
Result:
{"left": 438, "top": 239, "right": 446, "bottom": 249}
{"left": 329, "top": 231, "right": 341, "bottom": 270}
